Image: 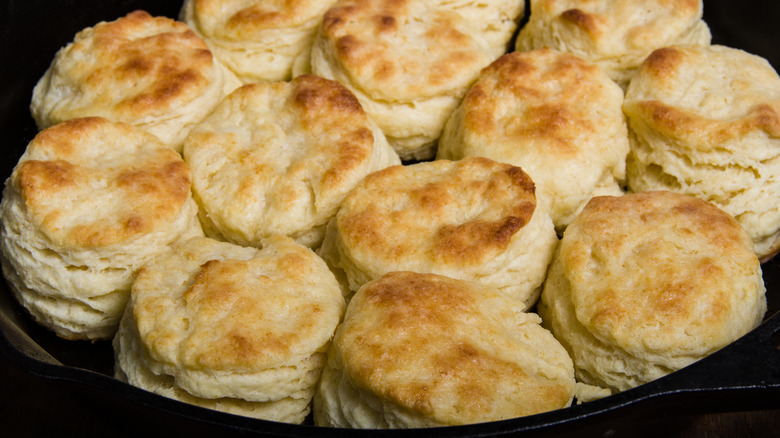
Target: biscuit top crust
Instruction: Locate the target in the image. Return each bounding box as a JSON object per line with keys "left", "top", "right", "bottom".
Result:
{"left": 536, "top": 0, "right": 703, "bottom": 56}
{"left": 40, "top": 10, "right": 216, "bottom": 122}
{"left": 560, "top": 191, "right": 765, "bottom": 355}
{"left": 337, "top": 157, "right": 536, "bottom": 267}
{"left": 133, "top": 236, "right": 344, "bottom": 370}
{"left": 460, "top": 49, "right": 623, "bottom": 159}
{"left": 184, "top": 75, "right": 394, "bottom": 244}
{"left": 319, "top": 0, "right": 492, "bottom": 100}
{"left": 12, "top": 117, "right": 191, "bottom": 248}
{"left": 624, "top": 45, "right": 780, "bottom": 145}
{"left": 191, "top": 0, "right": 337, "bottom": 38}
{"left": 335, "top": 271, "right": 574, "bottom": 424}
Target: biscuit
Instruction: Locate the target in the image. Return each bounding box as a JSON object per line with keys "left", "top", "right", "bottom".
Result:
{"left": 313, "top": 271, "right": 576, "bottom": 428}
{"left": 623, "top": 44, "right": 780, "bottom": 261}
{"left": 308, "top": 0, "right": 524, "bottom": 160}
{"left": 183, "top": 74, "right": 400, "bottom": 249}
{"left": 438, "top": 49, "right": 630, "bottom": 232}
{"left": 318, "top": 156, "right": 557, "bottom": 308}
{"left": 180, "top": 0, "right": 338, "bottom": 83}
{"left": 538, "top": 191, "right": 767, "bottom": 392}
{"left": 113, "top": 235, "right": 345, "bottom": 423}
{"left": 515, "top": 0, "right": 711, "bottom": 87}
{"left": 30, "top": 10, "right": 242, "bottom": 152}
{"left": 0, "top": 117, "right": 203, "bottom": 340}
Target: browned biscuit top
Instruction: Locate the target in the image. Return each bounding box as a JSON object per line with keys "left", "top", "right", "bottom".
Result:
{"left": 625, "top": 46, "right": 780, "bottom": 144}
{"left": 46, "top": 10, "right": 215, "bottom": 120}
{"left": 536, "top": 0, "right": 702, "bottom": 50}
{"left": 133, "top": 236, "right": 344, "bottom": 370}
{"left": 192, "top": 0, "right": 335, "bottom": 35}
{"left": 561, "top": 191, "right": 762, "bottom": 354}
{"left": 460, "top": 49, "right": 611, "bottom": 157}
{"left": 319, "top": 0, "right": 492, "bottom": 100}
{"left": 337, "top": 157, "right": 537, "bottom": 267}
{"left": 184, "top": 74, "right": 399, "bottom": 246}
{"left": 13, "top": 117, "right": 191, "bottom": 248}
{"left": 334, "top": 271, "right": 574, "bottom": 424}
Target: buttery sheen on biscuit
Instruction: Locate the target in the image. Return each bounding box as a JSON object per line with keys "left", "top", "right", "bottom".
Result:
{"left": 113, "top": 235, "right": 345, "bottom": 423}
{"left": 538, "top": 191, "right": 767, "bottom": 392}
{"left": 314, "top": 271, "right": 575, "bottom": 428}
{"left": 0, "top": 117, "right": 203, "bottom": 340}
{"left": 515, "top": 0, "right": 711, "bottom": 87}
{"left": 623, "top": 44, "right": 780, "bottom": 261}
{"left": 318, "top": 157, "right": 557, "bottom": 308}
{"left": 183, "top": 74, "right": 400, "bottom": 249}
{"left": 30, "top": 10, "right": 241, "bottom": 152}
{"left": 308, "top": 0, "right": 525, "bottom": 160}
{"left": 438, "top": 49, "right": 629, "bottom": 231}
{"left": 180, "top": 0, "right": 338, "bottom": 83}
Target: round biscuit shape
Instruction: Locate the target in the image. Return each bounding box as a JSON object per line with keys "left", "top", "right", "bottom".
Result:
{"left": 438, "top": 49, "right": 630, "bottom": 231}
{"left": 180, "top": 0, "right": 339, "bottom": 82}
{"left": 309, "top": 0, "right": 520, "bottom": 160}
{"left": 183, "top": 74, "right": 401, "bottom": 249}
{"left": 313, "top": 271, "right": 576, "bottom": 428}
{"left": 538, "top": 191, "right": 767, "bottom": 392}
{"left": 113, "top": 235, "right": 345, "bottom": 423}
{"left": 318, "top": 156, "right": 557, "bottom": 308}
{"left": 515, "top": 0, "right": 711, "bottom": 87}
{"left": 30, "top": 10, "right": 241, "bottom": 152}
{"left": 623, "top": 44, "right": 780, "bottom": 261}
{"left": 0, "top": 117, "right": 204, "bottom": 340}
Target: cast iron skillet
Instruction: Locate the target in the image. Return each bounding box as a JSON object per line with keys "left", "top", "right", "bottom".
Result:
{"left": 1, "top": 1, "right": 780, "bottom": 436}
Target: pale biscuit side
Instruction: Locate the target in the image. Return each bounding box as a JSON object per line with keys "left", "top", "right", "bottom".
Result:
{"left": 623, "top": 45, "right": 780, "bottom": 260}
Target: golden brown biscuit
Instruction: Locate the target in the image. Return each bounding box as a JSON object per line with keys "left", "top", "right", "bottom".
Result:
{"left": 183, "top": 74, "right": 400, "bottom": 249}
{"left": 439, "top": 49, "right": 629, "bottom": 232}
{"left": 538, "top": 191, "right": 767, "bottom": 392}
{"left": 318, "top": 157, "right": 557, "bottom": 308}
{"left": 623, "top": 44, "right": 780, "bottom": 261}
{"left": 515, "top": 0, "right": 711, "bottom": 87}
{"left": 31, "top": 10, "right": 241, "bottom": 152}
{"left": 0, "top": 117, "right": 203, "bottom": 340}
{"left": 314, "top": 271, "right": 575, "bottom": 428}
{"left": 114, "top": 235, "right": 345, "bottom": 423}
{"left": 180, "top": 0, "right": 339, "bottom": 82}
{"left": 308, "top": 0, "right": 524, "bottom": 160}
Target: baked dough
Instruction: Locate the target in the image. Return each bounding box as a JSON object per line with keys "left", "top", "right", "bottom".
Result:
{"left": 114, "top": 235, "right": 345, "bottom": 423}
{"left": 515, "top": 0, "right": 711, "bottom": 87}
{"left": 623, "top": 44, "right": 780, "bottom": 260}
{"left": 318, "top": 156, "right": 557, "bottom": 308}
{"left": 180, "top": 0, "right": 338, "bottom": 82}
{"left": 314, "top": 271, "right": 575, "bottom": 428}
{"left": 538, "top": 191, "right": 767, "bottom": 392}
{"left": 183, "top": 74, "right": 400, "bottom": 249}
{"left": 439, "top": 49, "right": 629, "bottom": 231}
{"left": 0, "top": 117, "right": 203, "bottom": 340}
{"left": 308, "top": 0, "right": 524, "bottom": 160}
{"left": 31, "top": 10, "right": 241, "bottom": 152}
